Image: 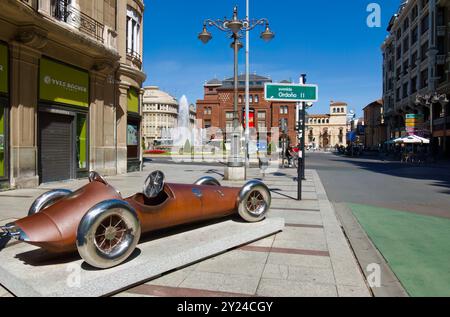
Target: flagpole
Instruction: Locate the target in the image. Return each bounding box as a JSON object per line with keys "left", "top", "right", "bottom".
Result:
{"left": 245, "top": 0, "right": 250, "bottom": 174}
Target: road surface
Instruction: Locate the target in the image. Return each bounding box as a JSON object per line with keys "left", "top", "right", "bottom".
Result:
{"left": 307, "top": 152, "right": 450, "bottom": 297}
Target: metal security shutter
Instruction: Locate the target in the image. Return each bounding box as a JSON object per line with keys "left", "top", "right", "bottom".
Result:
{"left": 39, "top": 112, "right": 73, "bottom": 183}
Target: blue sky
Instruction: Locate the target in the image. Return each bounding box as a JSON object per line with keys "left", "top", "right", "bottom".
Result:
{"left": 142, "top": 0, "right": 400, "bottom": 116}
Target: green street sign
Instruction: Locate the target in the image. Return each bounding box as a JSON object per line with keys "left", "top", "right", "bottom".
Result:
{"left": 264, "top": 83, "right": 318, "bottom": 102}
{"left": 406, "top": 114, "right": 424, "bottom": 119}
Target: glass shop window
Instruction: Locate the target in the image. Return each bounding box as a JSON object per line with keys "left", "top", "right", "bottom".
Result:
{"left": 127, "top": 121, "right": 139, "bottom": 159}
{"left": 76, "top": 113, "right": 88, "bottom": 170}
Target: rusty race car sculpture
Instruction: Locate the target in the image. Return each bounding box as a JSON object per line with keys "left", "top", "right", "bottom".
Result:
{"left": 0, "top": 171, "right": 271, "bottom": 269}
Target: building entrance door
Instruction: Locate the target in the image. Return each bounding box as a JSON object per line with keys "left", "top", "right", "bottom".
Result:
{"left": 38, "top": 111, "right": 74, "bottom": 183}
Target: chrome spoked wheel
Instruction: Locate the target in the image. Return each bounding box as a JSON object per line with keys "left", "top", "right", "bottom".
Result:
{"left": 245, "top": 191, "right": 267, "bottom": 217}
{"left": 77, "top": 200, "right": 141, "bottom": 269}
{"left": 94, "top": 215, "right": 130, "bottom": 254}
{"left": 238, "top": 181, "right": 272, "bottom": 223}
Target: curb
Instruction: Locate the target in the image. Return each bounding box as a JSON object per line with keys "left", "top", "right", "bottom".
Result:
{"left": 333, "top": 203, "right": 409, "bottom": 297}
{"left": 311, "top": 170, "right": 371, "bottom": 297}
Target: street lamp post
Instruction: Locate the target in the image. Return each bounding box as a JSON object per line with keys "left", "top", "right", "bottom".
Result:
{"left": 415, "top": 92, "right": 449, "bottom": 156}
{"left": 245, "top": 0, "right": 250, "bottom": 172}
{"left": 415, "top": 92, "right": 449, "bottom": 135}
{"left": 440, "top": 96, "right": 449, "bottom": 155}
{"left": 199, "top": 6, "right": 274, "bottom": 180}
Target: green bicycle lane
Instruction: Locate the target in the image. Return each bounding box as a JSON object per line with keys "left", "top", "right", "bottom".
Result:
{"left": 348, "top": 203, "right": 450, "bottom": 297}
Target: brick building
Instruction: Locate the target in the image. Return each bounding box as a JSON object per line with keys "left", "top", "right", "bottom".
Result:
{"left": 196, "top": 74, "right": 298, "bottom": 146}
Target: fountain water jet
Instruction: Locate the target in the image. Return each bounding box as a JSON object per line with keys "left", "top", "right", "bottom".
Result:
{"left": 170, "top": 95, "right": 202, "bottom": 149}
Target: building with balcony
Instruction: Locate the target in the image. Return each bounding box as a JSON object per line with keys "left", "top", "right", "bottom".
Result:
{"left": 363, "top": 100, "right": 387, "bottom": 150}
{"left": 142, "top": 86, "right": 178, "bottom": 148}
{"left": 0, "top": 0, "right": 146, "bottom": 188}
{"left": 196, "top": 74, "right": 298, "bottom": 147}
{"left": 382, "top": 0, "right": 450, "bottom": 157}
{"left": 306, "top": 101, "right": 348, "bottom": 150}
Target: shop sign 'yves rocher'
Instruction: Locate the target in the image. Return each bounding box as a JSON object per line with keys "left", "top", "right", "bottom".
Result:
{"left": 39, "top": 58, "right": 89, "bottom": 107}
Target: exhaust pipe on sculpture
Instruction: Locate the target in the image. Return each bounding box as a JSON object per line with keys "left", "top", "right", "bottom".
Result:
{"left": 0, "top": 223, "right": 28, "bottom": 250}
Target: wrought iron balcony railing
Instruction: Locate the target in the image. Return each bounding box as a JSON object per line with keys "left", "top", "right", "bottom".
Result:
{"left": 51, "top": 1, "right": 104, "bottom": 43}
{"left": 127, "top": 48, "right": 142, "bottom": 61}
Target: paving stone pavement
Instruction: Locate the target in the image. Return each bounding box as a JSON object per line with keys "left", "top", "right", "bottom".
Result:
{"left": 0, "top": 162, "right": 370, "bottom": 297}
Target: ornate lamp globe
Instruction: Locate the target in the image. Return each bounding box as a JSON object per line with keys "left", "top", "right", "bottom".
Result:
{"left": 198, "top": 25, "right": 212, "bottom": 44}
{"left": 227, "top": 6, "right": 244, "bottom": 34}
{"left": 260, "top": 24, "right": 275, "bottom": 42}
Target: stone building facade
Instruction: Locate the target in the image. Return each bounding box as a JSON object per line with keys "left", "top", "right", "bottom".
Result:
{"left": 306, "top": 102, "right": 348, "bottom": 149}
{"left": 0, "top": 0, "right": 145, "bottom": 188}
{"left": 142, "top": 86, "right": 178, "bottom": 148}
{"left": 382, "top": 0, "right": 450, "bottom": 157}
{"left": 189, "top": 104, "right": 197, "bottom": 130}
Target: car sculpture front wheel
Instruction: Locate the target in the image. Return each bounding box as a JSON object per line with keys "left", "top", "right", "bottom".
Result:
{"left": 237, "top": 180, "right": 272, "bottom": 223}
{"left": 76, "top": 200, "right": 141, "bottom": 269}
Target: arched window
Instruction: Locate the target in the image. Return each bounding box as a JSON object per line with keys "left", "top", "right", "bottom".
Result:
{"left": 341, "top": 108, "right": 345, "bottom": 113}
{"left": 333, "top": 108, "right": 336, "bottom": 113}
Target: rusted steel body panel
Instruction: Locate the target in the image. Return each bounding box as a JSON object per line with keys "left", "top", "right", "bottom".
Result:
{"left": 11, "top": 181, "right": 242, "bottom": 253}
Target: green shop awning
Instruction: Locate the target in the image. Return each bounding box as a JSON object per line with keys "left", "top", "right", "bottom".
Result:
{"left": 39, "top": 58, "right": 89, "bottom": 107}
{"left": 0, "top": 43, "right": 8, "bottom": 94}
{"left": 127, "top": 88, "right": 140, "bottom": 113}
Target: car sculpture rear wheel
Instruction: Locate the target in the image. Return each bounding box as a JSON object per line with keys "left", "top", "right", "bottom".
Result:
{"left": 194, "top": 176, "right": 221, "bottom": 186}
{"left": 76, "top": 200, "right": 141, "bottom": 269}
{"left": 237, "top": 180, "right": 272, "bottom": 223}
{"left": 28, "top": 189, "right": 73, "bottom": 216}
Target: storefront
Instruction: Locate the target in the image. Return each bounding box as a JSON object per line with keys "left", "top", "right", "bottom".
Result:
{"left": 127, "top": 87, "right": 141, "bottom": 172}
{"left": 38, "top": 57, "right": 89, "bottom": 183}
{"left": 0, "top": 42, "right": 9, "bottom": 187}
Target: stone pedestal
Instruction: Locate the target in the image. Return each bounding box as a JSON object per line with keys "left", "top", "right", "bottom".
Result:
{"left": 224, "top": 166, "right": 246, "bottom": 181}
{"left": 0, "top": 218, "right": 285, "bottom": 297}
